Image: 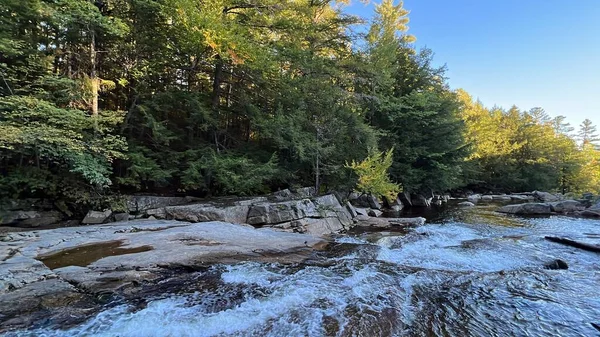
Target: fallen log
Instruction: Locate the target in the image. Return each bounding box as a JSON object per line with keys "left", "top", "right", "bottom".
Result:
{"left": 544, "top": 236, "right": 600, "bottom": 253}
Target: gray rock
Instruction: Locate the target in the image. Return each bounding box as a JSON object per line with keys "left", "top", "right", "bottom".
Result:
{"left": 543, "top": 259, "right": 568, "bottom": 270}
{"left": 0, "top": 211, "right": 63, "bottom": 227}
{"left": 509, "top": 195, "right": 533, "bottom": 201}
{"left": 580, "top": 209, "right": 600, "bottom": 218}
{"left": 273, "top": 217, "right": 346, "bottom": 236}
{"left": 146, "top": 207, "right": 167, "bottom": 219}
{"left": 399, "top": 191, "right": 412, "bottom": 207}
{"left": 351, "top": 194, "right": 382, "bottom": 209}
{"left": 549, "top": 200, "right": 585, "bottom": 214}
{"left": 467, "top": 194, "right": 482, "bottom": 203}
{"left": 492, "top": 195, "right": 512, "bottom": 202}
{"left": 126, "top": 196, "right": 190, "bottom": 213}
{"left": 458, "top": 201, "right": 476, "bottom": 207}
{"left": 346, "top": 202, "right": 358, "bottom": 218}
{"left": 292, "top": 187, "right": 316, "bottom": 198}
{"left": 368, "top": 209, "right": 383, "bottom": 217}
{"left": 247, "top": 199, "right": 318, "bottom": 225}
{"left": 533, "top": 191, "right": 560, "bottom": 203}
{"left": 165, "top": 204, "right": 249, "bottom": 224}
{"left": 354, "top": 207, "right": 369, "bottom": 216}
{"left": 113, "top": 213, "right": 129, "bottom": 222}
{"left": 497, "top": 203, "right": 552, "bottom": 215}
{"left": 481, "top": 195, "right": 493, "bottom": 201}
{"left": 0, "top": 220, "right": 327, "bottom": 325}
{"left": 411, "top": 194, "right": 432, "bottom": 207}
{"left": 82, "top": 210, "right": 112, "bottom": 224}
{"left": 271, "top": 189, "right": 293, "bottom": 201}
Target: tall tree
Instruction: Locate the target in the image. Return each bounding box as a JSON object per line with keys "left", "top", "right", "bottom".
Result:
{"left": 551, "top": 115, "right": 575, "bottom": 135}
{"left": 578, "top": 119, "right": 599, "bottom": 147}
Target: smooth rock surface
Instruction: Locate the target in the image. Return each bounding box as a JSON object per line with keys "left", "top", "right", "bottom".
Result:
{"left": 497, "top": 203, "right": 552, "bottom": 215}
{"left": 82, "top": 210, "right": 112, "bottom": 225}
{"left": 533, "top": 191, "right": 561, "bottom": 203}
{"left": 549, "top": 200, "right": 585, "bottom": 214}
{"left": 458, "top": 201, "right": 476, "bottom": 207}
{"left": 126, "top": 196, "right": 190, "bottom": 213}
{"left": 0, "top": 220, "right": 326, "bottom": 328}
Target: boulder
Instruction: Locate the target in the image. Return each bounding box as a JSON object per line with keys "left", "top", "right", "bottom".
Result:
{"left": 82, "top": 210, "right": 112, "bottom": 224}
{"left": 509, "top": 195, "right": 533, "bottom": 201}
{"left": 467, "top": 194, "right": 481, "bottom": 203}
{"left": 113, "top": 213, "right": 129, "bottom": 222}
{"left": 165, "top": 204, "right": 250, "bottom": 224}
{"left": 492, "top": 195, "right": 512, "bottom": 202}
{"left": 481, "top": 195, "right": 493, "bottom": 202}
{"left": 383, "top": 196, "right": 404, "bottom": 210}
{"left": 247, "top": 199, "right": 319, "bottom": 225}
{"left": 126, "top": 196, "right": 189, "bottom": 213}
{"left": 368, "top": 209, "right": 383, "bottom": 217}
{"left": 351, "top": 194, "right": 381, "bottom": 210}
{"left": 411, "top": 194, "right": 432, "bottom": 207}
{"left": 497, "top": 203, "right": 552, "bottom": 215}
{"left": 247, "top": 194, "right": 352, "bottom": 235}
{"left": 549, "top": 200, "right": 585, "bottom": 214}
{"left": 580, "top": 209, "right": 600, "bottom": 218}
{"left": 533, "top": 191, "right": 560, "bottom": 203}
{"left": 544, "top": 259, "right": 568, "bottom": 270}
{"left": 0, "top": 211, "right": 62, "bottom": 227}
{"left": 354, "top": 208, "right": 369, "bottom": 216}
{"left": 271, "top": 189, "right": 294, "bottom": 201}
{"left": 399, "top": 191, "right": 412, "bottom": 207}
{"left": 273, "top": 217, "right": 346, "bottom": 236}
{"left": 345, "top": 201, "right": 358, "bottom": 218}
{"left": 292, "top": 187, "right": 316, "bottom": 198}
{"left": 458, "top": 201, "right": 476, "bottom": 207}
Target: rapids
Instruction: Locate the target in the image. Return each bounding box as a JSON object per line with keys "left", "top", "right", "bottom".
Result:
{"left": 4, "top": 205, "right": 600, "bottom": 337}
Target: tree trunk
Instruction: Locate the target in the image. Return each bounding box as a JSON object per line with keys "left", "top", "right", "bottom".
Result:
{"left": 545, "top": 236, "right": 600, "bottom": 253}
{"left": 211, "top": 55, "right": 223, "bottom": 110}
{"left": 90, "top": 30, "right": 99, "bottom": 118}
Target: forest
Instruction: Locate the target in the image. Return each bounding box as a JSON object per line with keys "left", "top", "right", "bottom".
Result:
{"left": 1, "top": 0, "right": 599, "bottom": 209}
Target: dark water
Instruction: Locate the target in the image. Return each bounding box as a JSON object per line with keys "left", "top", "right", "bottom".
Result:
{"left": 6, "top": 206, "right": 600, "bottom": 337}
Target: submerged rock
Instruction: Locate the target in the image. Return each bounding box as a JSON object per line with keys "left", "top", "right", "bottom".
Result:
{"left": 543, "top": 259, "right": 568, "bottom": 270}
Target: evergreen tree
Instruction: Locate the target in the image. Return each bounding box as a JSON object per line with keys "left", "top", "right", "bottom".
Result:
{"left": 578, "top": 119, "right": 599, "bottom": 147}
{"left": 551, "top": 115, "right": 575, "bottom": 135}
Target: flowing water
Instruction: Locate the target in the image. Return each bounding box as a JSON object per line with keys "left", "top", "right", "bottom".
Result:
{"left": 5, "top": 205, "right": 600, "bottom": 337}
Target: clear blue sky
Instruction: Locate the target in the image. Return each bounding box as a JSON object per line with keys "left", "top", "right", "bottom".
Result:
{"left": 346, "top": 0, "right": 600, "bottom": 130}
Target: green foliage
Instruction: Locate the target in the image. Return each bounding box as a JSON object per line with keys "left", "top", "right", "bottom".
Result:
{"left": 457, "top": 90, "right": 599, "bottom": 194}
{"left": 346, "top": 149, "right": 401, "bottom": 200}
{"left": 6, "top": 0, "right": 597, "bottom": 206}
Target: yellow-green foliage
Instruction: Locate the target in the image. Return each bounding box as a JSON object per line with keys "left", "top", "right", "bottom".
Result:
{"left": 346, "top": 149, "right": 401, "bottom": 200}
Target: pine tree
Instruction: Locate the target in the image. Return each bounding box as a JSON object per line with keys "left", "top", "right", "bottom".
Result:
{"left": 551, "top": 115, "right": 575, "bottom": 135}
{"left": 578, "top": 119, "right": 599, "bottom": 147}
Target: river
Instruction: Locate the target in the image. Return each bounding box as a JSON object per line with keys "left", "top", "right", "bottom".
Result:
{"left": 5, "top": 204, "right": 600, "bottom": 336}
